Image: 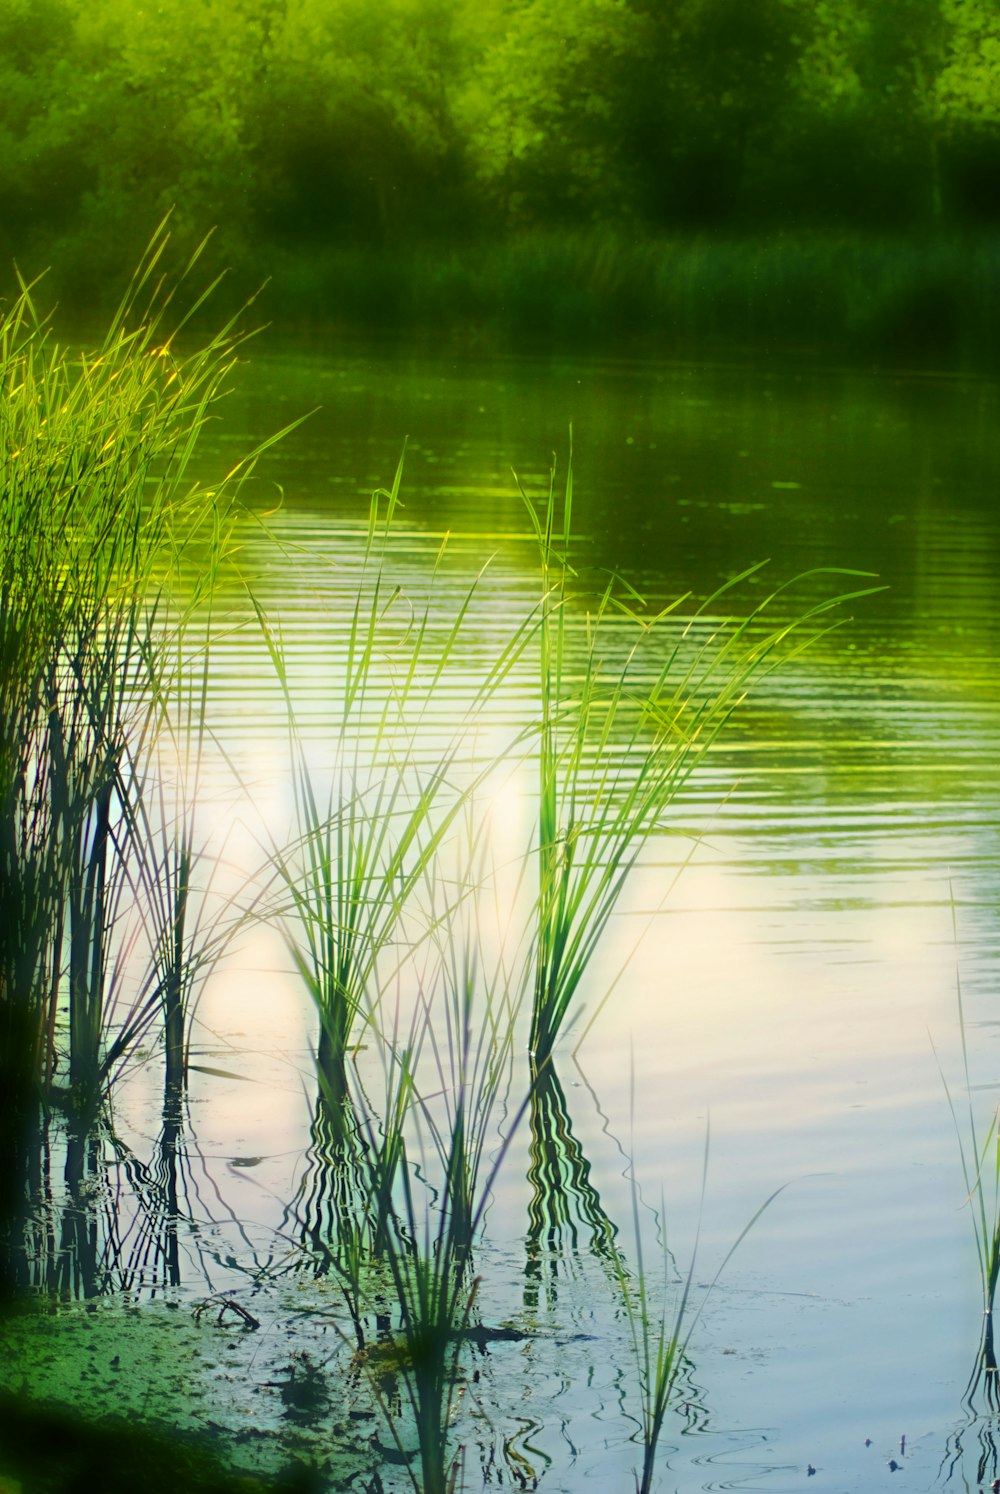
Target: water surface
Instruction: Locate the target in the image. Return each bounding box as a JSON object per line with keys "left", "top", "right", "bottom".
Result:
{"left": 10, "top": 345, "right": 1000, "bottom": 1492}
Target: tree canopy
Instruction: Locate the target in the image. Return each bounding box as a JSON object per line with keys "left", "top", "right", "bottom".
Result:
{"left": 0, "top": 0, "right": 997, "bottom": 300}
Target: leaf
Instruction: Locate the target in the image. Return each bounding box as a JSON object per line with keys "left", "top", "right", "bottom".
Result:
{"left": 187, "top": 1062, "right": 251, "bottom": 1081}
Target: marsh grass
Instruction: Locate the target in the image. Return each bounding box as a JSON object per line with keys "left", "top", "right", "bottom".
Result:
{"left": 313, "top": 840, "right": 532, "bottom": 1494}
{"left": 246, "top": 437, "right": 874, "bottom": 1485}
{"left": 355, "top": 1089, "right": 482, "bottom": 1494}
{"left": 519, "top": 441, "right": 880, "bottom": 1061}
{"left": 318, "top": 1042, "right": 473, "bottom": 1494}
{"left": 257, "top": 231, "right": 1000, "bottom": 370}
{"left": 0, "top": 222, "right": 288, "bottom": 1154}
{"left": 346, "top": 1076, "right": 530, "bottom": 1494}
{"left": 411, "top": 814, "right": 529, "bottom": 1252}
{"left": 118, "top": 628, "right": 242, "bottom": 1102}
{"left": 279, "top": 787, "right": 535, "bottom": 1480}
{"left": 258, "top": 474, "right": 536, "bottom": 1105}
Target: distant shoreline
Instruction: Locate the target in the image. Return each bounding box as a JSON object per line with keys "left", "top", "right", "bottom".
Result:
{"left": 23, "top": 229, "right": 997, "bottom": 376}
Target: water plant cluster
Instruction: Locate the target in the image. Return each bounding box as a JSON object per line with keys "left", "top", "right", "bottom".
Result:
{"left": 1, "top": 247, "right": 877, "bottom": 1492}
{"left": 0, "top": 228, "right": 290, "bottom": 1283}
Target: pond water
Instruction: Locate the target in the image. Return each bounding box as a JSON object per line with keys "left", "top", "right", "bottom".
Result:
{"left": 7, "top": 344, "right": 1000, "bottom": 1493}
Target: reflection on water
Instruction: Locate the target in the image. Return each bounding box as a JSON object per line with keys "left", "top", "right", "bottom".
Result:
{"left": 4, "top": 348, "right": 1000, "bottom": 1490}
{"left": 284, "top": 1089, "right": 369, "bottom": 1285}
{"left": 13, "top": 1110, "right": 184, "bottom": 1299}
{"left": 524, "top": 1062, "right": 619, "bottom": 1313}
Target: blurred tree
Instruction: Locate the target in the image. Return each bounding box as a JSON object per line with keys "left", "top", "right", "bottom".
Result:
{"left": 254, "top": 0, "right": 476, "bottom": 244}
{"left": 462, "top": 0, "right": 825, "bottom": 231}
{"left": 67, "top": 0, "right": 278, "bottom": 274}
{"left": 855, "top": 0, "right": 949, "bottom": 221}
{"left": 617, "top": 0, "right": 809, "bottom": 227}
{"left": 935, "top": 0, "right": 1000, "bottom": 221}
{"left": 0, "top": 0, "right": 996, "bottom": 307}
{"left": 759, "top": 0, "right": 890, "bottom": 227}
{"left": 0, "top": 0, "right": 92, "bottom": 262}
{"left": 937, "top": 0, "right": 1000, "bottom": 126}
{"left": 456, "top": 0, "right": 637, "bottom": 228}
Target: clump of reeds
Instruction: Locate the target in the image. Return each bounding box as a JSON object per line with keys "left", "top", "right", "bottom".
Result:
{"left": 258, "top": 474, "right": 535, "bottom": 1109}
{"left": 119, "top": 634, "right": 238, "bottom": 1103}
{"left": 299, "top": 831, "right": 530, "bottom": 1493}
{"left": 519, "top": 439, "right": 878, "bottom": 1061}
{"left": 0, "top": 222, "right": 272, "bottom": 1137}
{"left": 356, "top": 1058, "right": 482, "bottom": 1494}
{"left": 253, "top": 432, "right": 875, "bottom": 1484}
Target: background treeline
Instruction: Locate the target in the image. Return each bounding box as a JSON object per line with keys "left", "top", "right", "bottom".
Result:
{"left": 2, "top": 0, "right": 999, "bottom": 359}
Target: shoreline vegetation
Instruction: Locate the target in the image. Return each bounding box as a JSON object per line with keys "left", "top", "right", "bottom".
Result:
{"left": 32, "top": 230, "right": 1000, "bottom": 373}
{"left": 236, "top": 231, "right": 1000, "bottom": 373}
{"left": 1, "top": 1, "right": 998, "bottom": 372}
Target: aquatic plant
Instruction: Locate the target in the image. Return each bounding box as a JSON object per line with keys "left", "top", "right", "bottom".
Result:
{"left": 119, "top": 630, "right": 240, "bottom": 1103}
{"left": 361, "top": 1073, "right": 480, "bottom": 1493}
{"left": 520, "top": 440, "right": 878, "bottom": 1061}
{"left": 259, "top": 480, "right": 535, "bottom": 1106}
{"left": 348, "top": 1072, "right": 532, "bottom": 1494}
{"left": 617, "top": 1117, "right": 782, "bottom": 1494}
{"left": 618, "top": 1167, "right": 701, "bottom": 1494}
{"left": 0, "top": 223, "right": 279, "bottom": 1132}
{"left": 326, "top": 851, "right": 531, "bottom": 1494}
{"left": 413, "top": 813, "right": 529, "bottom": 1255}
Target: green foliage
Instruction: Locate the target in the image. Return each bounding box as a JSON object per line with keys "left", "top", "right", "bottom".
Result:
{"left": 0, "top": 0, "right": 998, "bottom": 312}
{"left": 257, "top": 0, "right": 471, "bottom": 243}
{"left": 939, "top": 0, "right": 1000, "bottom": 128}
{"left": 457, "top": 0, "right": 638, "bottom": 226}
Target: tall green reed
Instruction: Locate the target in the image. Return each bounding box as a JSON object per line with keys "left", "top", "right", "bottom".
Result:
{"left": 112, "top": 632, "right": 237, "bottom": 1103}
{"left": 354, "top": 1056, "right": 479, "bottom": 1494}
{"left": 519, "top": 441, "right": 879, "bottom": 1061}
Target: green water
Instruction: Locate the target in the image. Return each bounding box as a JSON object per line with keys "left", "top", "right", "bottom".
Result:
{"left": 6, "top": 344, "right": 1000, "bottom": 1492}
